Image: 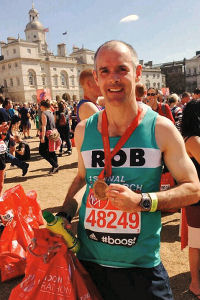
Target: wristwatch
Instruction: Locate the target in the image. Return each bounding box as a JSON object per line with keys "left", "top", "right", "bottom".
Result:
{"left": 139, "top": 193, "right": 152, "bottom": 211}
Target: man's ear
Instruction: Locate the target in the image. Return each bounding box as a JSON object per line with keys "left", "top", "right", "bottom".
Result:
{"left": 135, "top": 64, "right": 142, "bottom": 82}
{"left": 93, "top": 70, "right": 99, "bottom": 86}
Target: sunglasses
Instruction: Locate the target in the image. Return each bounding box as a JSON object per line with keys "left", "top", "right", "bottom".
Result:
{"left": 147, "top": 93, "right": 156, "bottom": 96}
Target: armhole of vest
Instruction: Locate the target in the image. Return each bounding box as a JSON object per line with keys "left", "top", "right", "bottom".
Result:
{"left": 149, "top": 110, "right": 160, "bottom": 150}
{"left": 81, "top": 112, "right": 99, "bottom": 152}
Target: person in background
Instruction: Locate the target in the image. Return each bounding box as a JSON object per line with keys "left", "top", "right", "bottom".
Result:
{"left": 168, "top": 93, "right": 182, "bottom": 131}
{"left": 146, "top": 87, "right": 175, "bottom": 123}
{"left": 180, "top": 92, "right": 191, "bottom": 109}
{"left": 14, "top": 134, "right": 30, "bottom": 162}
{"left": 76, "top": 68, "right": 102, "bottom": 122}
{"left": 55, "top": 101, "right": 72, "bottom": 156}
{"left": 0, "top": 122, "right": 9, "bottom": 196}
{"left": 192, "top": 88, "right": 200, "bottom": 101}
{"left": 181, "top": 99, "right": 200, "bottom": 299}
{"left": 19, "top": 103, "right": 31, "bottom": 139}
{"left": 39, "top": 99, "right": 59, "bottom": 175}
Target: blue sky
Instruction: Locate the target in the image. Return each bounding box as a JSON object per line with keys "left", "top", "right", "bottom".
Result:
{"left": 0, "top": 0, "right": 200, "bottom": 64}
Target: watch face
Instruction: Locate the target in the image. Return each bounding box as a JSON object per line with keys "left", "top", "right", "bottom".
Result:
{"left": 143, "top": 199, "right": 151, "bottom": 209}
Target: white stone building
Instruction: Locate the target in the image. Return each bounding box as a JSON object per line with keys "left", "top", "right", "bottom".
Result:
{"left": 0, "top": 4, "right": 165, "bottom": 103}
{"left": 185, "top": 51, "right": 200, "bottom": 92}
{"left": 0, "top": 5, "right": 94, "bottom": 103}
{"left": 140, "top": 61, "right": 165, "bottom": 90}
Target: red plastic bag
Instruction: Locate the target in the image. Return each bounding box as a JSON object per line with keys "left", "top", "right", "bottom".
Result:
{"left": 0, "top": 185, "right": 43, "bottom": 281}
{"left": 0, "top": 210, "right": 34, "bottom": 281}
{"left": 69, "top": 254, "right": 103, "bottom": 300}
{"left": 9, "top": 229, "right": 102, "bottom": 300}
{"left": 0, "top": 185, "right": 43, "bottom": 227}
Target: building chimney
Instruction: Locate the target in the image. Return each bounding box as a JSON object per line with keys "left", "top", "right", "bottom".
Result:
{"left": 57, "top": 43, "right": 66, "bottom": 57}
{"left": 196, "top": 50, "right": 200, "bottom": 56}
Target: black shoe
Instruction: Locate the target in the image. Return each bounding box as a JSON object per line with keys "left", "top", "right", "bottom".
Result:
{"left": 58, "top": 153, "right": 62, "bottom": 157}
{"left": 65, "top": 150, "right": 72, "bottom": 155}
{"left": 48, "top": 166, "right": 59, "bottom": 175}
{"left": 22, "top": 163, "right": 29, "bottom": 176}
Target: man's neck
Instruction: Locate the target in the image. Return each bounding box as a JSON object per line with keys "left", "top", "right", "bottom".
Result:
{"left": 104, "top": 101, "right": 139, "bottom": 136}
{"left": 83, "top": 95, "right": 97, "bottom": 105}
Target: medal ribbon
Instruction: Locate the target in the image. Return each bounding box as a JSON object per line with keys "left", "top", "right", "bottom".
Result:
{"left": 99, "top": 107, "right": 143, "bottom": 179}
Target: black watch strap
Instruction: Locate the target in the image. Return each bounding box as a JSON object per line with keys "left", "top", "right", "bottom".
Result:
{"left": 56, "top": 211, "right": 72, "bottom": 223}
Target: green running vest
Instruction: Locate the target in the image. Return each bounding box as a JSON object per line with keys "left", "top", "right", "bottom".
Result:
{"left": 77, "top": 108, "right": 162, "bottom": 268}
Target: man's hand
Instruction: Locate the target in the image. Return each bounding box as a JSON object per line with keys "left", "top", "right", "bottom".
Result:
{"left": 40, "top": 138, "right": 45, "bottom": 143}
{"left": 106, "top": 184, "right": 142, "bottom": 212}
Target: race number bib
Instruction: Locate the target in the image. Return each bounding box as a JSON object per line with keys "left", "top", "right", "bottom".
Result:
{"left": 84, "top": 189, "right": 141, "bottom": 248}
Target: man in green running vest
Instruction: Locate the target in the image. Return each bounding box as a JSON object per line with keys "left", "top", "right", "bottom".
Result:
{"left": 60, "top": 40, "right": 200, "bottom": 300}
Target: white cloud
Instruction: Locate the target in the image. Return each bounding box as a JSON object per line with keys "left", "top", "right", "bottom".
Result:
{"left": 120, "top": 15, "right": 139, "bottom": 23}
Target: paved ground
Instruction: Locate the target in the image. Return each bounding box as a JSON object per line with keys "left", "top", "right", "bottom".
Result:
{"left": 0, "top": 125, "right": 196, "bottom": 300}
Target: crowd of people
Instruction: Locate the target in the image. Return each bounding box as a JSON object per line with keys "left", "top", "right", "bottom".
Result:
{"left": 0, "top": 41, "right": 200, "bottom": 299}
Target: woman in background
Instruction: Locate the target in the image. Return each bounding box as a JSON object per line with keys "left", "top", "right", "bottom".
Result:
{"left": 181, "top": 99, "right": 200, "bottom": 298}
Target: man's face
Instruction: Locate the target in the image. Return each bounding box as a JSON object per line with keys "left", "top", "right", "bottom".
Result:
{"left": 93, "top": 44, "right": 141, "bottom": 106}
{"left": 181, "top": 96, "right": 190, "bottom": 105}
{"left": 146, "top": 89, "right": 157, "bottom": 108}
{"left": 193, "top": 93, "right": 200, "bottom": 100}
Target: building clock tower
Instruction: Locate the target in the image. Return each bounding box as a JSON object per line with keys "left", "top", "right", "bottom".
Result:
{"left": 24, "top": 3, "right": 48, "bottom": 53}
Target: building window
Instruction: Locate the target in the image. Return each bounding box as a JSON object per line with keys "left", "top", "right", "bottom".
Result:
{"left": 13, "top": 49, "right": 16, "bottom": 54}
{"left": 10, "top": 78, "right": 13, "bottom": 87}
{"left": 188, "top": 68, "right": 191, "bottom": 75}
{"left": 42, "top": 76, "right": 46, "bottom": 86}
{"left": 8, "top": 64, "right": 11, "bottom": 69}
{"left": 53, "top": 76, "right": 58, "bottom": 86}
{"left": 17, "top": 78, "right": 20, "bottom": 86}
{"left": 153, "top": 82, "right": 156, "bottom": 87}
{"left": 41, "top": 66, "right": 44, "bottom": 71}
{"left": 61, "top": 73, "right": 67, "bottom": 86}
{"left": 146, "top": 74, "right": 149, "bottom": 78}
{"left": 70, "top": 68, "right": 73, "bottom": 72}
{"left": 157, "top": 82, "right": 160, "bottom": 89}
{"left": 33, "top": 35, "right": 37, "bottom": 38}
{"left": 6, "top": 50, "right": 9, "bottom": 56}
{"left": 4, "top": 80, "right": 7, "bottom": 88}
{"left": 157, "top": 74, "right": 160, "bottom": 78}
{"left": 153, "top": 74, "right": 155, "bottom": 78}
{"left": 194, "top": 68, "right": 197, "bottom": 75}
{"left": 28, "top": 71, "right": 36, "bottom": 86}
{"left": 53, "top": 68, "right": 57, "bottom": 71}
{"left": 15, "top": 62, "right": 18, "bottom": 68}
{"left": 27, "top": 48, "right": 31, "bottom": 54}
{"left": 2, "top": 66, "right": 5, "bottom": 71}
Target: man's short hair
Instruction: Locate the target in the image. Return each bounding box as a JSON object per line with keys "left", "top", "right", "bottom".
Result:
{"left": 193, "top": 88, "right": 200, "bottom": 95}
{"left": 79, "top": 69, "right": 94, "bottom": 87}
{"left": 94, "top": 40, "right": 139, "bottom": 69}
{"left": 182, "top": 92, "right": 190, "bottom": 98}
{"left": 168, "top": 93, "right": 179, "bottom": 104}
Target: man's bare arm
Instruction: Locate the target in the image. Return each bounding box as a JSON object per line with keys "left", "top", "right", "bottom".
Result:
{"left": 61, "top": 120, "right": 87, "bottom": 218}
{"left": 106, "top": 116, "right": 200, "bottom": 212}
{"left": 79, "top": 102, "right": 99, "bottom": 121}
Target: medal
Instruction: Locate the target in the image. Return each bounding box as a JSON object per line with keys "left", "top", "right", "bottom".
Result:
{"left": 93, "top": 107, "right": 143, "bottom": 200}
{"left": 93, "top": 179, "right": 108, "bottom": 200}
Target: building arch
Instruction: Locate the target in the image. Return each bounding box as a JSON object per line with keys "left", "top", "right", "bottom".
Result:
{"left": 28, "top": 69, "right": 37, "bottom": 86}
{"left": 60, "top": 71, "right": 69, "bottom": 88}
